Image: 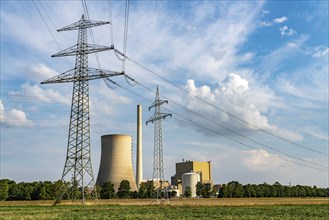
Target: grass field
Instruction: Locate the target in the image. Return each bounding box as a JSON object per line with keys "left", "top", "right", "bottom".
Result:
{"left": 1, "top": 198, "right": 328, "bottom": 220}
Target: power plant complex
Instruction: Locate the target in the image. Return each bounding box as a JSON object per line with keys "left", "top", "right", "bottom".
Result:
{"left": 95, "top": 103, "right": 214, "bottom": 198}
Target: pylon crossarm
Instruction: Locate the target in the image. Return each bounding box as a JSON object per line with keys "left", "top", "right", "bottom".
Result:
{"left": 148, "top": 100, "right": 168, "bottom": 110}
{"left": 58, "top": 15, "right": 110, "bottom": 32}
{"left": 146, "top": 113, "right": 172, "bottom": 125}
{"left": 51, "top": 44, "right": 114, "bottom": 57}
{"left": 88, "top": 68, "right": 124, "bottom": 79}
{"left": 41, "top": 68, "right": 124, "bottom": 84}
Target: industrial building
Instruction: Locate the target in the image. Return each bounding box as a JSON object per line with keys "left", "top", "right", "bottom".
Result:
{"left": 96, "top": 134, "right": 137, "bottom": 192}
{"left": 171, "top": 160, "right": 213, "bottom": 186}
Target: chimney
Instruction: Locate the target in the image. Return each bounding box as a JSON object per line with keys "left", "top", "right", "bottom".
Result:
{"left": 136, "top": 104, "right": 143, "bottom": 188}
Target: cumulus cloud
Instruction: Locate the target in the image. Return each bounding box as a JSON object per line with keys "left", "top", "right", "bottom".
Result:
{"left": 27, "top": 64, "right": 59, "bottom": 82}
{"left": 280, "top": 26, "right": 296, "bottom": 36}
{"left": 0, "top": 100, "right": 33, "bottom": 127}
{"left": 243, "top": 149, "right": 288, "bottom": 168}
{"left": 261, "top": 16, "right": 288, "bottom": 27}
{"left": 9, "top": 82, "right": 70, "bottom": 105}
{"left": 181, "top": 73, "right": 302, "bottom": 141}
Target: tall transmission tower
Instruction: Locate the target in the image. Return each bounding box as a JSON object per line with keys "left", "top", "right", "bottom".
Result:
{"left": 146, "top": 86, "right": 172, "bottom": 203}
{"left": 41, "top": 15, "right": 123, "bottom": 204}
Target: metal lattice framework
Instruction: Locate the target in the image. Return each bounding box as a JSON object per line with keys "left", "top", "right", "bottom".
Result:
{"left": 146, "top": 86, "right": 172, "bottom": 203}
{"left": 41, "top": 15, "right": 123, "bottom": 204}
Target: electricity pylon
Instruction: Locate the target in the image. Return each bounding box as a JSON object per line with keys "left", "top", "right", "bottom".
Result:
{"left": 41, "top": 15, "right": 123, "bottom": 204}
{"left": 146, "top": 86, "right": 172, "bottom": 204}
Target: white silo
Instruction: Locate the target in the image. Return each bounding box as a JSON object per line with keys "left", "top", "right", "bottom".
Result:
{"left": 182, "top": 172, "right": 200, "bottom": 198}
{"left": 96, "top": 134, "right": 137, "bottom": 192}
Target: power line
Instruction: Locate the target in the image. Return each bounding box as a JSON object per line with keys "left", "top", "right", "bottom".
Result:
{"left": 35, "top": 1, "right": 326, "bottom": 157}
{"left": 103, "top": 77, "right": 328, "bottom": 172}
{"left": 28, "top": 1, "right": 328, "bottom": 170}
{"left": 102, "top": 10, "right": 328, "bottom": 156}
{"left": 82, "top": 0, "right": 102, "bottom": 69}
{"left": 124, "top": 56, "right": 328, "bottom": 156}
{"left": 107, "top": 0, "right": 114, "bottom": 47}
{"left": 31, "top": 0, "right": 61, "bottom": 51}
{"left": 122, "top": 0, "right": 130, "bottom": 72}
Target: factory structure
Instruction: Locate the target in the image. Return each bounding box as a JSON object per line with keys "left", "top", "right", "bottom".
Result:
{"left": 171, "top": 160, "right": 213, "bottom": 197}
{"left": 96, "top": 134, "right": 137, "bottom": 191}
{"left": 96, "top": 103, "right": 214, "bottom": 197}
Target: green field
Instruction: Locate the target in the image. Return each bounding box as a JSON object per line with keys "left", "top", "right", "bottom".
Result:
{"left": 0, "top": 199, "right": 328, "bottom": 220}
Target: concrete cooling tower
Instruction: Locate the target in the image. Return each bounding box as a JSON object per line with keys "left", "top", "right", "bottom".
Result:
{"left": 96, "top": 134, "right": 137, "bottom": 192}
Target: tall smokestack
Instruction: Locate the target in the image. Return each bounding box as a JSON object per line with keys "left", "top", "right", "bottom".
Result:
{"left": 136, "top": 104, "right": 143, "bottom": 188}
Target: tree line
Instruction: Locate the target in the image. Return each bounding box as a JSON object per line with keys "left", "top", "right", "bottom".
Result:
{"left": 0, "top": 179, "right": 154, "bottom": 201}
{"left": 0, "top": 179, "right": 328, "bottom": 201}
{"left": 217, "top": 181, "right": 329, "bottom": 198}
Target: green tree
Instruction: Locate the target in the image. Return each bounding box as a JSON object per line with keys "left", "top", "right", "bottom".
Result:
{"left": 273, "top": 182, "right": 283, "bottom": 197}
{"left": 100, "top": 181, "right": 115, "bottom": 199}
{"left": 261, "top": 183, "right": 271, "bottom": 197}
{"left": 13, "top": 182, "right": 33, "bottom": 200}
{"left": 218, "top": 184, "right": 228, "bottom": 198}
{"left": 228, "top": 181, "right": 244, "bottom": 198}
{"left": 117, "top": 180, "right": 131, "bottom": 198}
{"left": 138, "top": 182, "right": 148, "bottom": 198}
{"left": 315, "top": 187, "right": 326, "bottom": 197}
{"left": 184, "top": 186, "right": 192, "bottom": 198}
{"left": 51, "top": 180, "right": 66, "bottom": 200}
{"left": 131, "top": 191, "right": 139, "bottom": 198}
{"left": 196, "top": 182, "right": 204, "bottom": 197}
{"left": 146, "top": 181, "right": 155, "bottom": 198}
{"left": 243, "top": 184, "right": 256, "bottom": 198}
{"left": 202, "top": 183, "right": 212, "bottom": 198}
{"left": 0, "top": 179, "right": 9, "bottom": 201}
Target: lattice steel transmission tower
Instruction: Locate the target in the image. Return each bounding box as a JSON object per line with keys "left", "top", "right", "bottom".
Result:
{"left": 146, "top": 86, "right": 172, "bottom": 203}
{"left": 41, "top": 15, "right": 123, "bottom": 204}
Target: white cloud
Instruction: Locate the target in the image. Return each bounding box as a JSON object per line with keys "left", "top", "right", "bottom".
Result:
{"left": 9, "top": 82, "right": 70, "bottom": 105}
{"left": 181, "top": 73, "right": 301, "bottom": 141}
{"left": 0, "top": 100, "right": 33, "bottom": 127}
{"left": 27, "top": 64, "right": 59, "bottom": 82}
{"left": 261, "top": 16, "right": 287, "bottom": 27}
{"left": 262, "top": 10, "right": 270, "bottom": 16}
{"left": 302, "top": 127, "right": 329, "bottom": 141}
{"left": 243, "top": 149, "right": 288, "bottom": 168}
{"left": 305, "top": 46, "right": 329, "bottom": 57}
{"left": 128, "top": 1, "right": 264, "bottom": 82}
{"left": 280, "top": 26, "right": 296, "bottom": 36}
{"left": 273, "top": 16, "right": 288, "bottom": 23}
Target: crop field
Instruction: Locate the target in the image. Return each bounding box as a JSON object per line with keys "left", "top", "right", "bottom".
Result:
{"left": 0, "top": 198, "right": 328, "bottom": 220}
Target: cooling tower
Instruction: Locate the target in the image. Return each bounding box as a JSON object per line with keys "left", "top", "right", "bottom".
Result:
{"left": 96, "top": 134, "right": 137, "bottom": 192}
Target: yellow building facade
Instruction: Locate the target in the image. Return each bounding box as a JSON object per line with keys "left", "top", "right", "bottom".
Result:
{"left": 172, "top": 160, "right": 213, "bottom": 185}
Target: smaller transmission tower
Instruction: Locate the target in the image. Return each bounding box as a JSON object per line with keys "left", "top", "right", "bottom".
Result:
{"left": 146, "top": 86, "right": 172, "bottom": 204}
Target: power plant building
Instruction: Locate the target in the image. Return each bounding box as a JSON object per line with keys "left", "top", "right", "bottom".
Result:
{"left": 172, "top": 160, "right": 213, "bottom": 186}
{"left": 96, "top": 134, "right": 137, "bottom": 192}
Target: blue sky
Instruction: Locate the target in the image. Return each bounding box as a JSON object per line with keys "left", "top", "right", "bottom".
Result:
{"left": 1, "top": 1, "right": 328, "bottom": 188}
